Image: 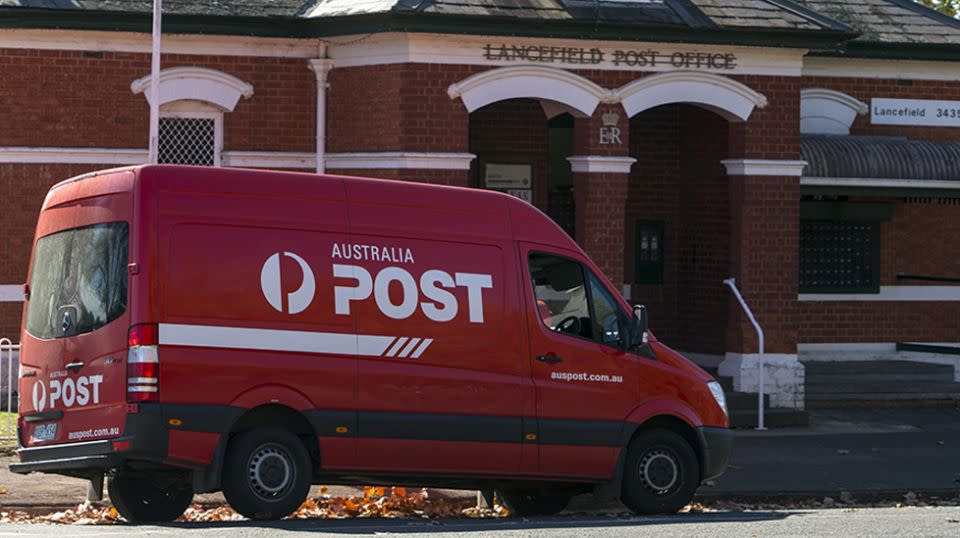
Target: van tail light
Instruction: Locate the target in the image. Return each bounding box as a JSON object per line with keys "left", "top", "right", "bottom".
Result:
{"left": 127, "top": 324, "right": 159, "bottom": 403}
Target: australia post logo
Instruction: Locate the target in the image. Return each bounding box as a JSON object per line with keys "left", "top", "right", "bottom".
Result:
{"left": 31, "top": 375, "right": 104, "bottom": 412}
{"left": 259, "top": 243, "right": 493, "bottom": 323}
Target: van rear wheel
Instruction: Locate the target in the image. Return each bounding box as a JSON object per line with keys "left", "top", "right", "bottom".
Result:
{"left": 620, "top": 428, "right": 699, "bottom": 514}
{"left": 497, "top": 488, "right": 571, "bottom": 516}
{"left": 107, "top": 468, "right": 193, "bottom": 523}
{"left": 221, "top": 427, "right": 311, "bottom": 520}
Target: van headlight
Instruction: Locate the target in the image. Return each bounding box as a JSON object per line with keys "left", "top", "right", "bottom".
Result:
{"left": 707, "top": 381, "right": 728, "bottom": 417}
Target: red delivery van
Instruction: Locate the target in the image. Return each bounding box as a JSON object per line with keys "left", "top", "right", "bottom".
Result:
{"left": 11, "top": 165, "right": 732, "bottom": 522}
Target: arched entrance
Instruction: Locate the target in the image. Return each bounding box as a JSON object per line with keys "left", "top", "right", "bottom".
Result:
{"left": 619, "top": 72, "right": 767, "bottom": 359}
{"left": 627, "top": 104, "right": 732, "bottom": 356}
{"left": 468, "top": 100, "right": 575, "bottom": 236}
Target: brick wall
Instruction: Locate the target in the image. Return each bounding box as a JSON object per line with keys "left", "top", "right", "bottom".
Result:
{"left": 802, "top": 75, "right": 960, "bottom": 141}
{"left": 0, "top": 48, "right": 315, "bottom": 151}
{"left": 574, "top": 172, "right": 629, "bottom": 285}
{"left": 727, "top": 173, "right": 800, "bottom": 354}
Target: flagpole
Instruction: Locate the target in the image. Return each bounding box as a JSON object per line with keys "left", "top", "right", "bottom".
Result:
{"left": 148, "top": 0, "right": 162, "bottom": 164}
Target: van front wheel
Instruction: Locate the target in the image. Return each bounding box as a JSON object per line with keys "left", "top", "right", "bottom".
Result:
{"left": 221, "top": 428, "right": 312, "bottom": 520}
{"left": 107, "top": 469, "right": 193, "bottom": 522}
{"left": 620, "top": 429, "right": 699, "bottom": 514}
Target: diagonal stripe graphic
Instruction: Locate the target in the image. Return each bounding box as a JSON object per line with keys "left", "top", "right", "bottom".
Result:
{"left": 398, "top": 337, "right": 422, "bottom": 358}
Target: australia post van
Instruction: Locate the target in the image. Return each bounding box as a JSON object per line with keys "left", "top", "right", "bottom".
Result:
{"left": 11, "top": 165, "right": 732, "bottom": 522}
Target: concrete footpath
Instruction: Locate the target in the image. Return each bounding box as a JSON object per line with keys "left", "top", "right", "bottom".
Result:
{"left": 0, "top": 409, "right": 957, "bottom": 509}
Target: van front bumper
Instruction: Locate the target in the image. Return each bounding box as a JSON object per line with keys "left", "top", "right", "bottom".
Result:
{"left": 10, "top": 404, "right": 168, "bottom": 478}
{"left": 696, "top": 426, "right": 734, "bottom": 482}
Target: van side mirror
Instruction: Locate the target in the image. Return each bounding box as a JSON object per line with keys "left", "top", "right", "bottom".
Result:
{"left": 631, "top": 304, "right": 649, "bottom": 347}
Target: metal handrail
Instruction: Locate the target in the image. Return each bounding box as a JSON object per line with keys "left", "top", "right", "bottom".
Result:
{"left": 722, "top": 278, "right": 766, "bottom": 431}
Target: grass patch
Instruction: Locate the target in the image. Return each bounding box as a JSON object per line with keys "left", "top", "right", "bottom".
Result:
{"left": 0, "top": 411, "right": 16, "bottom": 455}
{"left": 0, "top": 411, "right": 15, "bottom": 437}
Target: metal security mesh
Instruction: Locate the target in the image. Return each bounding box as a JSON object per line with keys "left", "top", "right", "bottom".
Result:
{"left": 159, "top": 117, "right": 215, "bottom": 166}
{"left": 800, "top": 220, "right": 877, "bottom": 293}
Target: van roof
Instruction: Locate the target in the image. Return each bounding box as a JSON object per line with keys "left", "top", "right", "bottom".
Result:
{"left": 46, "top": 165, "right": 578, "bottom": 251}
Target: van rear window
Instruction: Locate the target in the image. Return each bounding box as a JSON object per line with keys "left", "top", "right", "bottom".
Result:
{"left": 25, "top": 223, "right": 129, "bottom": 340}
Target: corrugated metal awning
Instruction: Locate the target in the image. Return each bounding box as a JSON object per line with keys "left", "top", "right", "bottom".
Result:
{"left": 801, "top": 135, "right": 960, "bottom": 180}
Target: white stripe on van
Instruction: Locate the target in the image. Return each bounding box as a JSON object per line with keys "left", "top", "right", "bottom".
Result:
{"left": 398, "top": 338, "right": 422, "bottom": 358}
{"left": 385, "top": 337, "right": 409, "bottom": 358}
{"left": 159, "top": 324, "right": 399, "bottom": 358}
{"left": 411, "top": 338, "right": 433, "bottom": 359}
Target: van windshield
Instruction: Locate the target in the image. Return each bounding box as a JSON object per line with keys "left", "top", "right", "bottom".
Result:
{"left": 25, "top": 222, "right": 129, "bottom": 340}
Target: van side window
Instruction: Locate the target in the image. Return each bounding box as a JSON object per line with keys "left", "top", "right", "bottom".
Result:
{"left": 529, "top": 253, "right": 593, "bottom": 340}
{"left": 588, "top": 271, "right": 628, "bottom": 348}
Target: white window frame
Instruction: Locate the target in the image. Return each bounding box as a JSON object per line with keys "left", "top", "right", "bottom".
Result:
{"left": 159, "top": 101, "right": 224, "bottom": 167}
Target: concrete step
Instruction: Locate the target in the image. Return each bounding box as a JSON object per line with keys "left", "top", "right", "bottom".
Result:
{"left": 803, "top": 361, "right": 954, "bottom": 375}
{"left": 806, "top": 373, "right": 955, "bottom": 384}
{"left": 806, "top": 381, "right": 960, "bottom": 394}
{"left": 726, "top": 391, "right": 770, "bottom": 409}
{"left": 730, "top": 408, "right": 809, "bottom": 429}
{"left": 807, "top": 397, "right": 960, "bottom": 410}
{"left": 806, "top": 391, "right": 960, "bottom": 401}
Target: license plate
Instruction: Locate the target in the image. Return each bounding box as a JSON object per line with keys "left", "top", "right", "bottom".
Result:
{"left": 31, "top": 422, "right": 57, "bottom": 443}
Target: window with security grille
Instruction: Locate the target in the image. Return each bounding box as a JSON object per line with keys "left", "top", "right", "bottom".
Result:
{"left": 800, "top": 220, "right": 879, "bottom": 293}
{"left": 159, "top": 116, "right": 216, "bottom": 166}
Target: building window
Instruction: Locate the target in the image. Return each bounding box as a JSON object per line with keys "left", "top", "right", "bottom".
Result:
{"left": 800, "top": 220, "right": 879, "bottom": 293}
{"left": 159, "top": 113, "right": 219, "bottom": 166}
{"left": 798, "top": 201, "right": 890, "bottom": 294}
{"left": 634, "top": 220, "right": 664, "bottom": 284}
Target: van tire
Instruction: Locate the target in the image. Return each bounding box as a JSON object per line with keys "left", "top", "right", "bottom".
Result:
{"left": 620, "top": 429, "right": 698, "bottom": 514}
{"left": 221, "top": 428, "right": 311, "bottom": 520}
{"left": 107, "top": 469, "right": 193, "bottom": 522}
{"left": 497, "top": 488, "right": 571, "bottom": 516}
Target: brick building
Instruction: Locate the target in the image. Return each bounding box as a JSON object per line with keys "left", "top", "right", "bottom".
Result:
{"left": 1, "top": 0, "right": 959, "bottom": 410}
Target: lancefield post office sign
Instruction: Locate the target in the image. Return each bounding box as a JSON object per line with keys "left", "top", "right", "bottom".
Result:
{"left": 482, "top": 43, "right": 738, "bottom": 71}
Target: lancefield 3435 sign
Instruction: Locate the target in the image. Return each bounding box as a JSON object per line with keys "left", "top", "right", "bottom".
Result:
{"left": 871, "top": 98, "right": 960, "bottom": 127}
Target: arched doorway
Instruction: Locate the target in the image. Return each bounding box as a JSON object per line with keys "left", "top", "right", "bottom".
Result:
{"left": 467, "top": 99, "right": 576, "bottom": 237}
{"left": 617, "top": 71, "right": 767, "bottom": 360}
{"left": 626, "top": 104, "right": 731, "bottom": 357}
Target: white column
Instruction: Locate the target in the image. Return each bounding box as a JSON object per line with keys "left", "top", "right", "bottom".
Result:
{"left": 308, "top": 58, "right": 335, "bottom": 174}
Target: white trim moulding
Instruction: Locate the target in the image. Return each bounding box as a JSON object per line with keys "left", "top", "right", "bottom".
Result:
{"left": 801, "top": 177, "right": 960, "bottom": 190}
{"left": 799, "top": 286, "right": 960, "bottom": 302}
{"left": 0, "top": 147, "right": 147, "bottom": 164}
{"left": 326, "top": 152, "right": 477, "bottom": 170}
{"left": 0, "top": 148, "right": 478, "bottom": 171}
{"left": 0, "top": 29, "right": 319, "bottom": 58}
{"left": 722, "top": 159, "right": 808, "bottom": 177}
{"left": 567, "top": 156, "right": 637, "bottom": 174}
{"left": 221, "top": 151, "right": 316, "bottom": 169}
{"left": 802, "top": 57, "right": 960, "bottom": 82}
{"left": 0, "top": 285, "right": 24, "bottom": 302}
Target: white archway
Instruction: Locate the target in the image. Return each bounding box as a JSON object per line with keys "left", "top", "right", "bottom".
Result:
{"left": 616, "top": 71, "right": 767, "bottom": 122}
{"left": 448, "top": 66, "right": 612, "bottom": 117}
{"left": 130, "top": 67, "right": 254, "bottom": 111}
{"left": 800, "top": 88, "right": 868, "bottom": 135}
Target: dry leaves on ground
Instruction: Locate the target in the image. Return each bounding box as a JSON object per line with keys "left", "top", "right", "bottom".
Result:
{"left": 0, "top": 486, "right": 508, "bottom": 525}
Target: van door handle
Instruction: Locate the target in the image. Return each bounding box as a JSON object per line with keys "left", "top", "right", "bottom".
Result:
{"left": 536, "top": 354, "right": 563, "bottom": 364}
{"left": 65, "top": 361, "right": 84, "bottom": 371}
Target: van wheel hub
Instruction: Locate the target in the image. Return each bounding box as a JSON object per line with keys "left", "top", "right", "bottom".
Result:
{"left": 248, "top": 444, "right": 293, "bottom": 499}
{"left": 638, "top": 449, "right": 679, "bottom": 495}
